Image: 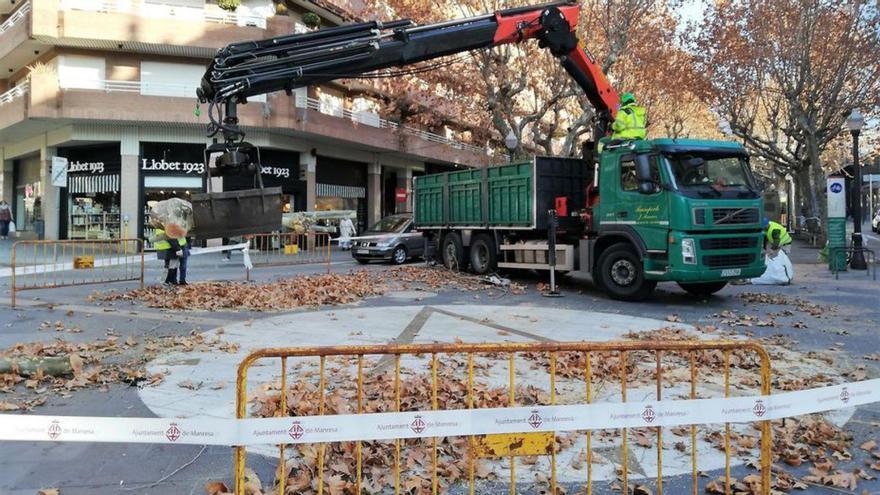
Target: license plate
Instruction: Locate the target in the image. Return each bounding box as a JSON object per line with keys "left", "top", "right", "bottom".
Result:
{"left": 720, "top": 268, "right": 741, "bottom": 277}
{"left": 356, "top": 249, "right": 369, "bottom": 254}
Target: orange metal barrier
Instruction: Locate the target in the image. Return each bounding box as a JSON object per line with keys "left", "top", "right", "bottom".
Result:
{"left": 245, "top": 232, "right": 331, "bottom": 279}
{"left": 235, "top": 340, "right": 772, "bottom": 495}
{"left": 10, "top": 239, "right": 144, "bottom": 307}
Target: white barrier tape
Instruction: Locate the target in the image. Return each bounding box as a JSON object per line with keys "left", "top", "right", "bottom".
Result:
{"left": 0, "top": 243, "right": 253, "bottom": 279}
{"left": 187, "top": 242, "right": 248, "bottom": 258}
{"left": 3, "top": 255, "right": 144, "bottom": 278}
{"left": 188, "top": 242, "right": 252, "bottom": 270}
{"left": 1, "top": 378, "right": 877, "bottom": 446}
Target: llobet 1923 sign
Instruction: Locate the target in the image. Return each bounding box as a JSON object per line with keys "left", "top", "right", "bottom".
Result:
{"left": 142, "top": 157, "right": 290, "bottom": 178}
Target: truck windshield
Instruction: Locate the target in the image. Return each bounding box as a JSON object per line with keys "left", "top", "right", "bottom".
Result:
{"left": 665, "top": 154, "right": 758, "bottom": 199}
{"left": 369, "top": 216, "right": 409, "bottom": 233}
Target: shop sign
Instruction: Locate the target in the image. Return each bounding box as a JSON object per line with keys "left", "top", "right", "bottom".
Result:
{"left": 260, "top": 165, "right": 291, "bottom": 179}
{"left": 141, "top": 158, "right": 205, "bottom": 175}
{"left": 68, "top": 161, "right": 105, "bottom": 174}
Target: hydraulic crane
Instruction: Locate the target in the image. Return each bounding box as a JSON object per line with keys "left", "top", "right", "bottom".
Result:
{"left": 192, "top": 1, "right": 619, "bottom": 237}
{"left": 194, "top": 1, "right": 767, "bottom": 302}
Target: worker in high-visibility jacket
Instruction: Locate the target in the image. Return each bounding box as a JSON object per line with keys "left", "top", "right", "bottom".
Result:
{"left": 611, "top": 92, "right": 647, "bottom": 141}
{"left": 764, "top": 219, "right": 792, "bottom": 255}
{"left": 151, "top": 226, "right": 186, "bottom": 286}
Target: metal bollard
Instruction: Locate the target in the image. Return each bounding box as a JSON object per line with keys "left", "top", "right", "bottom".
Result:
{"left": 543, "top": 209, "right": 562, "bottom": 297}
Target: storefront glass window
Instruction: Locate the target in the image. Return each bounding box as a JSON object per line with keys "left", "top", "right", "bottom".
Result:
{"left": 140, "top": 143, "right": 207, "bottom": 247}
{"left": 13, "top": 156, "right": 42, "bottom": 235}
{"left": 60, "top": 146, "right": 122, "bottom": 240}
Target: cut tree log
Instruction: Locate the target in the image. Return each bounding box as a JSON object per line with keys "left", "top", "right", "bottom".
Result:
{"left": 0, "top": 356, "right": 74, "bottom": 377}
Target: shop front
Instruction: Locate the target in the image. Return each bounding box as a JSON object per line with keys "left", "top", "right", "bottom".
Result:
{"left": 12, "top": 155, "right": 43, "bottom": 238}
{"left": 139, "top": 142, "right": 206, "bottom": 248}
{"left": 59, "top": 144, "right": 122, "bottom": 240}
{"left": 316, "top": 156, "right": 367, "bottom": 232}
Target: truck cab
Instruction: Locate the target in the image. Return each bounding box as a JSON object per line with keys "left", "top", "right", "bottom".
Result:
{"left": 589, "top": 139, "right": 766, "bottom": 299}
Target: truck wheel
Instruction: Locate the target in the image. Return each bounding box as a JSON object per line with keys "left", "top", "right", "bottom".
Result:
{"left": 596, "top": 243, "right": 656, "bottom": 301}
{"left": 441, "top": 233, "right": 465, "bottom": 271}
{"left": 677, "top": 281, "right": 727, "bottom": 297}
{"left": 391, "top": 245, "right": 408, "bottom": 265}
{"left": 469, "top": 234, "right": 497, "bottom": 275}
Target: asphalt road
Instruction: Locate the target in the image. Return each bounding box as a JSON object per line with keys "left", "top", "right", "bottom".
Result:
{"left": 0, "top": 240, "right": 877, "bottom": 494}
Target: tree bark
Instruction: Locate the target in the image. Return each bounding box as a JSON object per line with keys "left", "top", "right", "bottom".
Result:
{"left": 0, "top": 356, "right": 73, "bottom": 377}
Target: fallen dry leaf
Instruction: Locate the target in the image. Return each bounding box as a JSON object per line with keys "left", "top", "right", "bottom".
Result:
{"left": 204, "top": 481, "right": 229, "bottom": 495}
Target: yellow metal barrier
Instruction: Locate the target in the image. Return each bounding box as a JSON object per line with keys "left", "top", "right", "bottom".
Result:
{"left": 235, "top": 341, "right": 772, "bottom": 495}
{"left": 245, "top": 232, "right": 331, "bottom": 280}
{"left": 11, "top": 239, "right": 144, "bottom": 307}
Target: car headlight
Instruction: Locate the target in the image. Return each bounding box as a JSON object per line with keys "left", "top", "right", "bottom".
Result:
{"left": 681, "top": 238, "right": 696, "bottom": 265}
{"left": 376, "top": 239, "right": 391, "bottom": 248}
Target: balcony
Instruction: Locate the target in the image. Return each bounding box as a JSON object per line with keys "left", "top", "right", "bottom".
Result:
{"left": 295, "top": 95, "right": 486, "bottom": 155}
{"left": 57, "top": 0, "right": 268, "bottom": 29}
{"left": 0, "top": 2, "right": 36, "bottom": 73}
{"left": 3, "top": 74, "right": 488, "bottom": 164}
{"left": 0, "top": 81, "right": 28, "bottom": 132}
{"left": 29, "top": 0, "right": 270, "bottom": 58}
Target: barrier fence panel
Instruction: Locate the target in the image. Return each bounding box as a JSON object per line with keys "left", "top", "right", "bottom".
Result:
{"left": 235, "top": 341, "right": 772, "bottom": 495}
{"left": 11, "top": 239, "right": 144, "bottom": 307}
{"left": 246, "top": 232, "right": 331, "bottom": 279}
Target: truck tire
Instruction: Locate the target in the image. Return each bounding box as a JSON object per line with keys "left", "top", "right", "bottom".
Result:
{"left": 441, "top": 233, "right": 465, "bottom": 271}
{"left": 469, "top": 234, "right": 497, "bottom": 275}
{"left": 677, "top": 281, "right": 727, "bottom": 297}
{"left": 596, "top": 243, "right": 657, "bottom": 301}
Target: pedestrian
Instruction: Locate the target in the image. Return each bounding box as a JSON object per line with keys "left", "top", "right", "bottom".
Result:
{"left": 338, "top": 216, "right": 356, "bottom": 250}
{"left": 177, "top": 236, "right": 191, "bottom": 286}
{"left": 0, "top": 200, "right": 13, "bottom": 240}
{"left": 149, "top": 219, "right": 183, "bottom": 287}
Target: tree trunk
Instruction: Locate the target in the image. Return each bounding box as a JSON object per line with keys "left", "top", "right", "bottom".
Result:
{"left": 0, "top": 356, "right": 73, "bottom": 377}
{"left": 807, "top": 139, "right": 828, "bottom": 238}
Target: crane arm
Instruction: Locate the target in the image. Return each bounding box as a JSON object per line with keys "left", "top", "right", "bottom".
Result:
{"left": 198, "top": 1, "right": 619, "bottom": 147}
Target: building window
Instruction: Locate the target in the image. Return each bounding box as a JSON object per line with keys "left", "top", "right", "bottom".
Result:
{"left": 352, "top": 97, "right": 381, "bottom": 127}
{"left": 58, "top": 55, "right": 106, "bottom": 90}
{"left": 319, "top": 92, "right": 343, "bottom": 117}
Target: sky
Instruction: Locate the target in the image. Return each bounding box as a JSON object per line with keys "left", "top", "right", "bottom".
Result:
{"left": 677, "top": 0, "right": 707, "bottom": 31}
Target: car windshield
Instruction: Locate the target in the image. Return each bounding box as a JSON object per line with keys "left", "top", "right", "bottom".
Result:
{"left": 369, "top": 216, "right": 409, "bottom": 233}
{"left": 665, "top": 154, "right": 757, "bottom": 197}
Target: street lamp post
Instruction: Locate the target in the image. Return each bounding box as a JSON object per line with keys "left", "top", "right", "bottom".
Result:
{"left": 847, "top": 109, "right": 867, "bottom": 270}
{"left": 504, "top": 130, "right": 518, "bottom": 163}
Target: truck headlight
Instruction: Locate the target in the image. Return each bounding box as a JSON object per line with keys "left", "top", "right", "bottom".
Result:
{"left": 681, "top": 238, "right": 696, "bottom": 265}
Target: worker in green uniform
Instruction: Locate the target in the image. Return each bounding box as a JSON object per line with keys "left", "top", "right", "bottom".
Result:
{"left": 764, "top": 219, "right": 792, "bottom": 255}
{"left": 150, "top": 221, "right": 186, "bottom": 286}
{"left": 611, "top": 92, "right": 647, "bottom": 141}
{"left": 598, "top": 92, "right": 647, "bottom": 152}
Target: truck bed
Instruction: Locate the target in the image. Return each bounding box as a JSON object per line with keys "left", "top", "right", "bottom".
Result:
{"left": 413, "top": 156, "right": 590, "bottom": 231}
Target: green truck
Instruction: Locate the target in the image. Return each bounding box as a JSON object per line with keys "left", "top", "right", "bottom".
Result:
{"left": 413, "top": 139, "right": 767, "bottom": 301}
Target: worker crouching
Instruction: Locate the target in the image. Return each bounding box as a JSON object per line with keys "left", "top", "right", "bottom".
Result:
{"left": 599, "top": 92, "right": 647, "bottom": 152}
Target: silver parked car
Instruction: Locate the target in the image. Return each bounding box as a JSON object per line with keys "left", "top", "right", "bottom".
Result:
{"left": 352, "top": 214, "right": 424, "bottom": 265}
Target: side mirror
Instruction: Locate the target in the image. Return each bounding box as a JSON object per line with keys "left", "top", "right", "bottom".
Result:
{"left": 638, "top": 182, "right": 658, "bottom": 195}
{"left": 635, "top": 154, "right": 657, "bottom": 194}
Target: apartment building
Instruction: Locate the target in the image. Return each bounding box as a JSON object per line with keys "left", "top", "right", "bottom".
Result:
{"left": 0, "top": 0, "right": 488, "bottom": 241}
